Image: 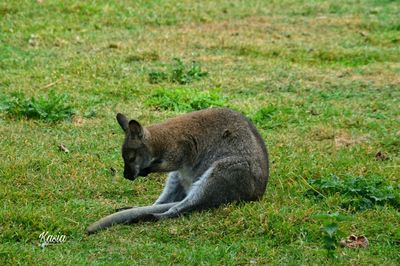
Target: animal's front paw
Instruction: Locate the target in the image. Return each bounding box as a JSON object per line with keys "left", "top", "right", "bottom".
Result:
{"left": 153, "top": 208, "right": 180, "bottom": 220}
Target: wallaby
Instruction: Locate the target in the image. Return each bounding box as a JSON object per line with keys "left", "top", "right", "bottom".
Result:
{"left": 87, "top": 107, "right": 269, "bottom": 235}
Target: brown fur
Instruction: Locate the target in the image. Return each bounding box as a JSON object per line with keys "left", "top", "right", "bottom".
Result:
{"left": 87, "top": 107, "right": 269, "bottom": 234}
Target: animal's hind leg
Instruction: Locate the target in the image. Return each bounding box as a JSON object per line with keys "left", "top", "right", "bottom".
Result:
{"left": 115, "top": 206, "right": 137, "bottom": 212}
{"left": 87, "top": 202, "right": 178, "bottom": 235}
{"left": 153, "top": 157, "right": 255, "bottom": 219}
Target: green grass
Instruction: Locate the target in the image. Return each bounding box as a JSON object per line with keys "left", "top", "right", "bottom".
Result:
{"left": 307, "top": 175, "right": 400, "bottom": 211}
{"left": 1, "top": 0, "right": 399, "bottom": 264}
{"left": 145, "top": 88, "right": 226, "bottom": 112}
{"left": 0, "top": 91, "right": 75, "bottom": 121}
{"left": 148, "top": 58, "right": 208, "bottom": 84}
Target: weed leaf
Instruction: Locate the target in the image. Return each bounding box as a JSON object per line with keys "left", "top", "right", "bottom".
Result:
{"left": 0, "top": 91, "right": 75, "bottom": 122}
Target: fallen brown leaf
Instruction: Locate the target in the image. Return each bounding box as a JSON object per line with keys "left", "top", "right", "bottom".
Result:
{"left": 108, "top": 43, "right": 122, "bottom": 49}
{"left": 340, "top": 234, "right": 369, "bottom": 248}
{"left": 28, "top": 34, "right": 39, "bottom": 47}
{"left": 58, "top": 144, "right": 70, "bottom": 153}
{"left": 375, "top": 151, "right": 389, "bottom": 161}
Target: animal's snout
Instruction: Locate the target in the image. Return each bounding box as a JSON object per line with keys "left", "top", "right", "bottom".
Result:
{"left": 123, "top": 165, "right": 137, "bottom": 181}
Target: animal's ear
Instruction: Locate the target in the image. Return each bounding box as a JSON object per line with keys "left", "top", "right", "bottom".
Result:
{"left": 116, "top": 113, "right": 129, "bottom": 132}
{"left": 128, "top": 119, "right": 144, "bottom": 138}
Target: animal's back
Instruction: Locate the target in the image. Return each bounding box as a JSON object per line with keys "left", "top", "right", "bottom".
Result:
{"left": 149, "top": 107, "right": 269, "bottom": 196}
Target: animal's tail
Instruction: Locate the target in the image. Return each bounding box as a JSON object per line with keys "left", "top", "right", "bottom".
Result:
{"left": 86, "top": 202, "right": 177, "bottom": 235}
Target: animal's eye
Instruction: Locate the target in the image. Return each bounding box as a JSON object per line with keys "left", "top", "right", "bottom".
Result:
{"left": 129, "top": 156, "right": 136, "bottom": 163}
{"left": 152, "top": 158, "right": 163, "bottom": 165}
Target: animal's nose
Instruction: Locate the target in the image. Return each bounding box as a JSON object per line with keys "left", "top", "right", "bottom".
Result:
{"left": 123, "top": 168, "right": 137, "bottom": 181}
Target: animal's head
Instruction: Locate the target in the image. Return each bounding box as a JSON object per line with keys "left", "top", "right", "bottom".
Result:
{"left": 116, "top": 113, "right": 154, "bottom": 181}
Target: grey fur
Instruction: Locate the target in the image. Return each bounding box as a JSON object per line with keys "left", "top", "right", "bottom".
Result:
{"left": 86, "top": 107, "right": 269, "bottom": 234}
{"left": 86, "top": 203, "right": 176, "bottom": 235}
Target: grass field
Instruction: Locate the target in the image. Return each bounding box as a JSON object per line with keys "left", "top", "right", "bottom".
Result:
{"left": 1, "top": 0, "right": 399, "bottom": 264}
